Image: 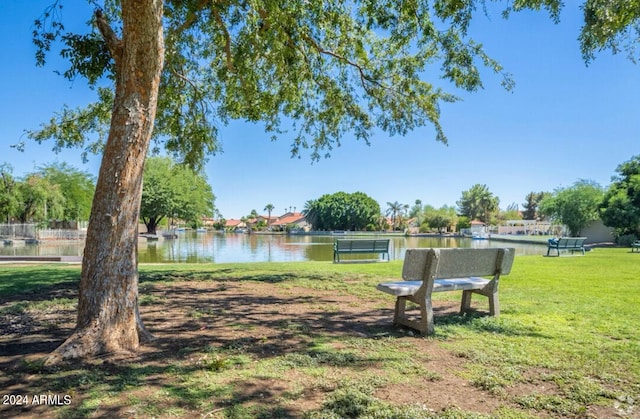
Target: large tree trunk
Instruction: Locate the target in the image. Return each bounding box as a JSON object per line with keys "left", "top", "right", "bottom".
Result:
{"left": 144, "top": 217, "right": 162, "bottom": 235}
{"left": 46, "top": 0, "right": 164, "bottom": 365}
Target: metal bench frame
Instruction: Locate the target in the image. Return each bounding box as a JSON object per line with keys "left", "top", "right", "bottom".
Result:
{"left": 546, "top": 237, "right": 587, "bottom": 256}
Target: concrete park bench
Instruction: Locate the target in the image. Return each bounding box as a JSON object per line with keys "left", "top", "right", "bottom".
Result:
{"left": 376, "top": 247, "right": 515, "bottom": 335}
{"left": 632, "top": 241, "right": 640, "bottom": 253}
{"left": 333, "top": 239, "right": 390, "bottom": 263}
{"left": 546, "top": 237, "right": 587, "bottom": 256}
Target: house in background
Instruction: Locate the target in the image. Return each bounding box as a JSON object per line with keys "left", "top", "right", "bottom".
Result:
{"left": 580, "top": 220, "right": 615, "bottom": 244}
{"left": 270, "top": 212, "right": 308, "bottom": 232}
{"left": 469, "top": 219, "right": 487, "bottom": 237}
{"left": 225, "top": 219, "right": 247, "bottom": 232}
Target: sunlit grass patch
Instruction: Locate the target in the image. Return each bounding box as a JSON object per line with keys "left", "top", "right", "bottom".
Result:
{"left": 1, "top": 249, "right": 640, "bottom": 417}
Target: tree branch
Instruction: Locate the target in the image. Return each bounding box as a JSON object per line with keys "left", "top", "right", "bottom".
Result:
{"left": 168, "top": 66, "right": 212, "bottom": 119}
{"left": 173, "top": 0, "right": 210, "bottom": 34}
{"left": 94, "top": 9, "right": 122, "bottom": 65}
{"left": 212, "top": 8, "right": 235, "bottom": 72}
{"left": 299, "top": 32, "right": 386, "bottom": 96}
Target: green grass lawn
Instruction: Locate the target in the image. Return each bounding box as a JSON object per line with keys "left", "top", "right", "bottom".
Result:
{"left": 0, "top": 248, "right": 639, "bottom": 418}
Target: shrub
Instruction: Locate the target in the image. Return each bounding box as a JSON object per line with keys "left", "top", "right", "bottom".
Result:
{"left": 616, "top": 234, "right": 638, "bottom": 246}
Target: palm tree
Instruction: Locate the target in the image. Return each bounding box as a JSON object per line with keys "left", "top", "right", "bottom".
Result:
{"left": 386, "top": 201, "right": 404, "bottom": 231}
{"left": 457, "top": 184, "right": 499, "bottom": 224}
{"left": 264, "top": 203, "right": 274, "bottom": 229}
{"left": 302, "top": 199, "right": 318, "bottom": 229}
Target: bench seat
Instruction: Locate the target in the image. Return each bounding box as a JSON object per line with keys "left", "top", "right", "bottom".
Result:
{"left": 378, "top": 277, "right": 491, "bottom": 296}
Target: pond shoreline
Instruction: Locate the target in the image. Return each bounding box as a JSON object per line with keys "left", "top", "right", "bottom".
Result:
{"left": 1, "top": 231, "right": 620, "bottom": 263}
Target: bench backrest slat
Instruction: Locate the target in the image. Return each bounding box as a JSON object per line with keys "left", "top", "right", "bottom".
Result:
{"left": 373, "top": 241, "right": 390, "bottom": 251}
{"left": 335, "top": 239, "right": 390, "bottom": 250}
{"left": 350, "top": 240, "right": 375, "bottom": 250}
{"left": 402, "top": 248, "right": 515, "bottom": 281}
{"left": 557, "top": 237, "right": 586, "bottom": 247}
{"left": 335, "top": 240, "right": 354, "bottom": 250}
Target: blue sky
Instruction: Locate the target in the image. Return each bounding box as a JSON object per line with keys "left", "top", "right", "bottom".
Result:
{"left": 1, "top": 2, "right": 638, "bottom": 219}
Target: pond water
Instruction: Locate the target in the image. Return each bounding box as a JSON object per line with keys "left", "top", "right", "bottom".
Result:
{"left": 2, "top": 232, "right": 547, "bottom": 263}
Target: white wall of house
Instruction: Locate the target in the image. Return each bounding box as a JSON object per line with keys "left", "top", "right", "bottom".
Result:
{"left": 582, "top": 220, "right": 615, "bottom": 244}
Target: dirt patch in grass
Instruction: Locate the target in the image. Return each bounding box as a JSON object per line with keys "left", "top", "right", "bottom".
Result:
{"left": 0, "top": 275, "right": 624, "bottom": 418}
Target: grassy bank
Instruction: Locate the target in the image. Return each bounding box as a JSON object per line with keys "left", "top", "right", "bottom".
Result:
{"left": 1, "top": 248, "right": 639, "bottom": 418}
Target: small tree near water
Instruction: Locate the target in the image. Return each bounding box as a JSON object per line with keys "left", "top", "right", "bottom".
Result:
{"left": 539, "top": 180, "right": 604, "bottom": 237}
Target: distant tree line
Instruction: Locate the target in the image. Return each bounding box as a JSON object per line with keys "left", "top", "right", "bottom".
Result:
{"left": 0, "top": 158, "right": 216, "bottom": 233}
{"left": 0, "top": 162, "right": 94, "bottom": 225}
{"left": 296, "top": 155, "right": 640, "bottom": 242}
{"left": 4, "top": 154, "right": 639, "bottom": 242}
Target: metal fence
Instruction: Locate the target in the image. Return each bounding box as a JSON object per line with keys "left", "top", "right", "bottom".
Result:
{"left": 37, "top": 229, "right": 88, "bottom": 240}
{"left": 0, "top": 224, "right": 37, "bottom": 239}
{"left": 0, "top": 224, "right": 87, "bottom": 240}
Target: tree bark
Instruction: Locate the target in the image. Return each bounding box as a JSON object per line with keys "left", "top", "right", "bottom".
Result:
{"left": 46, "top": 0, "right": 164, "bottom": 365}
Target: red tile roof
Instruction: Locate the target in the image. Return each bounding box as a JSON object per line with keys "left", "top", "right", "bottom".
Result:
{"left": 225, "top": 219, "right": 244, "bottom": 227}
{"left": 272, "top": 212, "right": 306, "bottom": 226}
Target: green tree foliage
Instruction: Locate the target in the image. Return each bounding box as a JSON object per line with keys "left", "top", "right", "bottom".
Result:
{"left": 27, "top": 0, "right": 548, "bottom": 166}
{"left": 579, "top": 0, "right": 640, "bottom": 63}
{"left": 456, "top": 184, "right": 500, "bottom": 224}
{"left": 264, "top": 203, "right": 275, "bottom": 229}
{"left": 140, "top": 156, "right": 215, "bottom": 234}
{"left": 409, "top": 199, "right": 423, "bottom": 219}
{"left": 28, "top": 1, "right": 638, "bottom": 166}
{"left": 15, "top": 174, "right": 65, "bottom": 224}
{"left": 302, "top": 199, "right": 318, "bottom": 228}
{"left": 38, "top": 162, "right": 96, "bottom": 222}
{"left": 457, "top": 215, "right": 471, "bottom": 230}
{"left": 305, "top": 192, "right": 380, "bottom": 231}
{"left": 599, "top": 155, "right": 640, "bottom": 238}
{"left": 423, "top": 205, "right": 458, "bottom": 233}
{"left": 386, "top": 201, "right": 408, "bottom": 231}
{"left": 0, "top": 165, "right": 20, "bottom": 223}
{"left": 212, "top": 218, "right": 226, "bottom": 230}
{"left": 539, "top": 179, "right": 604, "bottom": 236}
{"left": 496, "top": 202, "right": 522, "bottom": 225}
{"left": 522, "top": 191, "right": 549, "bottom": 220}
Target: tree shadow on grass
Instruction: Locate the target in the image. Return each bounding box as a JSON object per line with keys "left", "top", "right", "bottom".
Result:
{"left": 0, "top": 268, "right": 79, "bottom": 301}
{"left": 1, "top": 267, "right": 545, "bottom": 417}
{"left": 140, "top": 268, "right": 339, "bottom": 285}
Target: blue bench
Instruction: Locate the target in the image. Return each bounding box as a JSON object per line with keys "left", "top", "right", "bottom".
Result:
{"left": 546, "top": 237, "right": 587, "bottom": 256}
{"left": 333, "top": 239, "right": 390, "bottom": 263}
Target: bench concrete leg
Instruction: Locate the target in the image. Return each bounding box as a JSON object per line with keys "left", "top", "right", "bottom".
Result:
{"left": 461, "top": 289, "right": 500, "bottom": 317}
{"left": 394, "top": 297, "right": 407, "bottom": 324}
{"left": 461, "top": 290, "right": 473, "bottom": 313}
{"left": 488, "top": 291, "right": 499, "bottom": 316}
{"left": 420, "top": 298, "right": 434, "bottom": 335}
{"left": 393, "top": 296, "right": 434, "bottom": 336}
